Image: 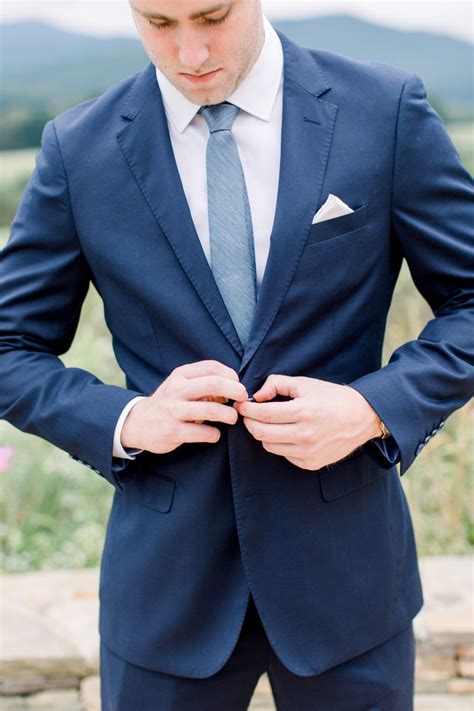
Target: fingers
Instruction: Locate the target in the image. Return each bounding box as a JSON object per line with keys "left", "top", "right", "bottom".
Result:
{"left": 175, "top": 360, "right": 240, "bottom": 383}
{"left": 234, "top": 399, "right": 302, "bottom": 423}
{"left": 241, "top": 419, "right": 302, "bottom": 443}
{"left": 252, "top": 374, "right": 302, "bottom": 402}
{"left": 183, "top": 376, "right": 248, "bottom": 403}
{"left": 285, "top": 456, "right": 308, "bottom": 469}
{"left": 261, "top": 441, "right": 300, "bottom": 457}
{"left": 177, "top": 400, "right": 239, "bottom": 426}
{"left": 174, "top": 422, "right": 222, "bottom": 444}
{"left": 138, "top": 361, "right": 246, "bottom": 452}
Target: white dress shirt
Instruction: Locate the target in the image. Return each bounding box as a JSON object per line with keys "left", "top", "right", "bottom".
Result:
{"left": 113, "top": 17, "right": 284, "bottom": 459}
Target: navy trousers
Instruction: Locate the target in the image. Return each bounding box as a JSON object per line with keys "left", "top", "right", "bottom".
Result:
{"left": 100, "top": 595, "right": 415, "bottom": 710}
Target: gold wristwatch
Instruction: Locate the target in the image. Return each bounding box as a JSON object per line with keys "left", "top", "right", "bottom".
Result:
{"left": 378, "top": 418, "right": 391, "bottom": 439}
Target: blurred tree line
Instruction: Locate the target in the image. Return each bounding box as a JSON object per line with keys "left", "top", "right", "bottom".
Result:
{"left": 0, "top": 94, "right": 464, "bottom": 151}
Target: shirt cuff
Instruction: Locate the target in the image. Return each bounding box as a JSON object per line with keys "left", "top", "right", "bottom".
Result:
{"left": 113, "top": 396, "right": 146, "bottom": 459}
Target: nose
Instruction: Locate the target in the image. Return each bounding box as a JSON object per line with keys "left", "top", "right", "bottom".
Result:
{"left": 177, "top": 29, "right": 210, "bottom": 72}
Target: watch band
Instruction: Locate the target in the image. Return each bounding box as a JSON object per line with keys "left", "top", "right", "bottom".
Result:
{"left": 379, "top": 419, "right": 391, "bottom": 439}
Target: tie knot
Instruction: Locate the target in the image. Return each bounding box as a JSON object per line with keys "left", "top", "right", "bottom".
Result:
{"left": 200, "top": 102, "right": 239, "bottom": 133}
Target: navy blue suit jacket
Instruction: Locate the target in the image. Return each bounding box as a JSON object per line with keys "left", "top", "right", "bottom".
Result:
{"left": 1, "top": 32, "right": 473, "bottom": 677}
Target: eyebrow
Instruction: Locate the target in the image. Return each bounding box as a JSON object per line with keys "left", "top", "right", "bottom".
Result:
{"left": 131, "top": 2, "right": 229, "bottom": 21}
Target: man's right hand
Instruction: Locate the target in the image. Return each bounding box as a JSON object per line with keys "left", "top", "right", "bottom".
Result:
{"left": 121, "top": 360, "right": 248, "bottom": 454}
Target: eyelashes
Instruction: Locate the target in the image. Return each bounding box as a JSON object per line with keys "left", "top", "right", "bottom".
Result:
{"left": 148, "top": 14, "right": 229, "bottom": 31}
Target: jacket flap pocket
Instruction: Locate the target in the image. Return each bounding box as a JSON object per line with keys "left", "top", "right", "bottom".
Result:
{"left": 318, "top": 448, "right": 385, "bottom": 502}
{"left": 126, "top": 472, "right": 176, "bottom": 513}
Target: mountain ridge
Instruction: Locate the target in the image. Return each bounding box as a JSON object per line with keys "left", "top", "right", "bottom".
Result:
{"left": 0, "top": 17, "right": 472, "bottom": 114}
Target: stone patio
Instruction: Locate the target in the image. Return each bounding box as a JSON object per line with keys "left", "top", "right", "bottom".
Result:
{"left": 1, "top": 556, "right": 473, "bottom": 709}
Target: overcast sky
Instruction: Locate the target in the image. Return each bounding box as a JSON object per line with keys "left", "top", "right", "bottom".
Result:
{"left": 1, "top": 1, "right": 472, "bottom": 43}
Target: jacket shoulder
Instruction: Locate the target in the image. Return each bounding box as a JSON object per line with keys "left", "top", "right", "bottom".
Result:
{"left": 308, "top": 47, "right": 419, "bottom": 100}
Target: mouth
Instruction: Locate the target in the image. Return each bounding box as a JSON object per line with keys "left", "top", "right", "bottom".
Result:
{"left": 180, "top": 68, "right": 222, "bottom": 84}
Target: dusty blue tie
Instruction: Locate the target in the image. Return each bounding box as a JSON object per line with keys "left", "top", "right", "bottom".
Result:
{"left": 200, "top": 102, "right": 257, "bottom": 347}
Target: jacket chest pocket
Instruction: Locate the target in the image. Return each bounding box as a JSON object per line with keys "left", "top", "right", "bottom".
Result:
{"left": 300, "top": 202, "right": 369, "bottom": 258}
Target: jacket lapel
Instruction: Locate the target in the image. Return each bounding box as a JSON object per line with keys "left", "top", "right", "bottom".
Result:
{"left": 116, "top": 64, "right": 244, "bottom": 357}
{"left": 240, "top": 33, "right": 338, "bottom": 371}
{"left": 116, "top": 31, "right": 337, "bottom": 367}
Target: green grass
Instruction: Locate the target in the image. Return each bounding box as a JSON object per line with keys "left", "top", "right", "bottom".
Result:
{"left": 1, "top": 123, "right": 473, "bottom": 572}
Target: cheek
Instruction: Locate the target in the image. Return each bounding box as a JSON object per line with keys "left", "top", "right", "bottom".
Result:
{"left": 142, "top": 30, "right": 175, "bottom": 64}
{"left": 210, "top": 28, "right": 240, "bottom": 60}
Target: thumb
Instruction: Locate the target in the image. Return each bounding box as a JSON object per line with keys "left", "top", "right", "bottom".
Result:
{"left": 252, "top": 374, "right": 301, "bottom": 402}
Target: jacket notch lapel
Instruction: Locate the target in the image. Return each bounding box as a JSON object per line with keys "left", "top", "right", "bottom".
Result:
{"left": 240, "top": 37, "right": 338, "bottom": 372}
{"left": 117, "top": 65, "right": 244, "bottom": 357}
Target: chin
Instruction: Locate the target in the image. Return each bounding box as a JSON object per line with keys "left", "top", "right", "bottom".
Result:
{"left": 177, "top": 81, "right": 232, "bottom": 107}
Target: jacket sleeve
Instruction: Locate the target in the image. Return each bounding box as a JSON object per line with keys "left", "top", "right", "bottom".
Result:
{"left": 349, "top": 73, "right": 474, "bottom": 476}
{"left": 0, "top": 120, "right": 143, "bottom": 488}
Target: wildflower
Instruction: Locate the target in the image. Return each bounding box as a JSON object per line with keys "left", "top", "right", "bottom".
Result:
{"left": 0, "top": 447, "right": 14, "bottom": 472}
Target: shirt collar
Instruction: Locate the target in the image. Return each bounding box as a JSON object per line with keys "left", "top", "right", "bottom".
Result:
{"left": 155, "top": 16, "right": 283, "bottom": 134}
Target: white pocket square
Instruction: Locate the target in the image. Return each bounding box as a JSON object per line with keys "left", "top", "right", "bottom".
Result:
{"left": 312, "top": 194, "right": 354, "bottom": 224}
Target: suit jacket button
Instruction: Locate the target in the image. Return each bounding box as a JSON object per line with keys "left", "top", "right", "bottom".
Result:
{"left": 424, "top": 435, "right": 431, "bottom": 444}
{"left": 415, "top": 443, "right": 424, "bottom": 456}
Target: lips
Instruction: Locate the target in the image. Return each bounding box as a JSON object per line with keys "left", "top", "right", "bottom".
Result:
{"left": 180, "top": 68, "right": 221, "bottom": 84}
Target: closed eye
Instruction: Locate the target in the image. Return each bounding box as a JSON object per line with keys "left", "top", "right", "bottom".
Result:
{"left": 148, "top": 11, "right": 230, "bottom": 31}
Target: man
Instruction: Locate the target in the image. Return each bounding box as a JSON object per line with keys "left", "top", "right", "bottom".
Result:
{"left": 1, "top": 0, "right": 472, "bottom": 708}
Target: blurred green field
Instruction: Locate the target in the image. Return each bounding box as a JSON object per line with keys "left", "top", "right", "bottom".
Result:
{"left": 449, "top": 122, "right": 474, "bottom": 176}
{"left": 0, "top": 148, "right": 39, "bottom": 180}
{"left": 0, "top": 123, "right": 473, "bottom": 572}
{"left": 0, "top": 148, "right": 39, "bottom": 227}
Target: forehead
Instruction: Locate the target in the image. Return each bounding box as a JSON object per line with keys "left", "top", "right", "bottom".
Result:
{"left": 130, "top": 0, "right": 234, "bottom": 20}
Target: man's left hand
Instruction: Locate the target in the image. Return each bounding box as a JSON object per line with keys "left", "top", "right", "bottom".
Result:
{"left": 233, "top": 375, "right": 382, "bottom": 470}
